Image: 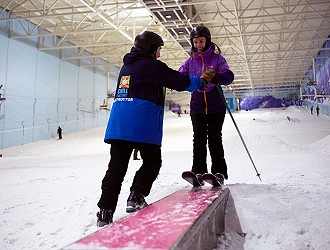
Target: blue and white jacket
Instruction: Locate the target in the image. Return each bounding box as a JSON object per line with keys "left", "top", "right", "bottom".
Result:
{"left": 104, "top": 47, "right": 204, "bottom": 146}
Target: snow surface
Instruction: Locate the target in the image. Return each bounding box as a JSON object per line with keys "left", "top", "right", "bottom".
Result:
{"left": 1, "top": 106, "right": 330, "bottom": 250}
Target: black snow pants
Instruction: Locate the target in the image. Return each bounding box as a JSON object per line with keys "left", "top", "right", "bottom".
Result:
{"left": 191, "top": 113, "right": 228, "bottom": 179}
{"left": 97, "top": 140, "right": 162, "bottom": 212}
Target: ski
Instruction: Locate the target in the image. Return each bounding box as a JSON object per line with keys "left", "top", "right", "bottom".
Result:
{"left": 202, "top": 173, "right": 224, "bottom": 187}
{"left": 182, "top": 171, "right": 203, "bottom": 187}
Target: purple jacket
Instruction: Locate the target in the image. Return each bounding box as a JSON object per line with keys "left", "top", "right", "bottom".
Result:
{"left": 178, "top": 44, "right": 234, "bottom": 115}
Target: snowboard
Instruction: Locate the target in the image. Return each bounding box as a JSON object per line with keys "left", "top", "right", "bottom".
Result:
{"left": 181, "top": 171, "right": 203, "bottom": 187}
{"left": 202, "top": 173, "right": 223, "bottom": 187}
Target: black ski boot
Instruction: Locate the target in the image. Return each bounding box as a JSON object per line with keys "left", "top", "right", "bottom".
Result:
{"left": 96, "top": 209, "right": 113, "bottom": 227}
{"left": 126, "top": 190, "right": 148, "bottom": 213}
{"left": 196, "top": 174, "right": 205, "bottom": 186}
{"left": 215, "top": 173, "right": 225, "bottom": 185}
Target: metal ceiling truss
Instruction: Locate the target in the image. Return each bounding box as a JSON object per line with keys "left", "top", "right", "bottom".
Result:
{"left": 0, "top": 0, "right": 329, "bottom": 97}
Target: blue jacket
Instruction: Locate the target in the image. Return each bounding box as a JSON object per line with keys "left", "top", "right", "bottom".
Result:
{"left": 178, "top": 44, "right": 234, "bottom": 115}
{"left": 104, "top": 47, "right": 204, "bottom": 146}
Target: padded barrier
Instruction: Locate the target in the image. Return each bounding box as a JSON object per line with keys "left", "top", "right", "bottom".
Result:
{"left": 62, "top": 187, "right": 238, "bottom": 250}
{"left": 172, "top": 188, "right": 230, "bottom": 250}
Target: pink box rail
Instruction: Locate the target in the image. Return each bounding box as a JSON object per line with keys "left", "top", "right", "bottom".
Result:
{"left": 63, "top": 187, "right": 227, "bottom": 250}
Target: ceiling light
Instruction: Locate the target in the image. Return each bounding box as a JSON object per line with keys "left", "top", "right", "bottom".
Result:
{"left": 165, "top": 15, "right": 172, "bottom": 19}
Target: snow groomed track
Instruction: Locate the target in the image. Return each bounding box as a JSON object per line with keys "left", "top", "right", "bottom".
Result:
{"left": 63, "top": 187, "right": 231, "bottom": 250}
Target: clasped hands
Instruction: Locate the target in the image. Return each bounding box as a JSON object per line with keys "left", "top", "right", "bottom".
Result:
{"left": 200, "top": 69, "right": 221, "bottom": 90}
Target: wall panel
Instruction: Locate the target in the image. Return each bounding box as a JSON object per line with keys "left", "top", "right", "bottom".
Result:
{"left": 0, "top": 34, "right": 8, "bottom": 145}
{"left": 0, "top": 18, "right": 116, "bottom": 149}
{"left": 59, "top": 60, "right": 79, "bottom": 135}
{"left": 5, "top": 40, "right": 37, "bottom": 145}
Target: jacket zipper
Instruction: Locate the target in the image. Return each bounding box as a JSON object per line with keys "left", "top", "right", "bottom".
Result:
{"left": 199, "top": 53, "right": 208, "bottom": 114}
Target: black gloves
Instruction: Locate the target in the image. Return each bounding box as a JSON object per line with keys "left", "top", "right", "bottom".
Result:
{"left": 210, "top": 73, "right": 221, "bottom": 85}
{"left": 200, "top": 71, "right": 234, "bottom": 89}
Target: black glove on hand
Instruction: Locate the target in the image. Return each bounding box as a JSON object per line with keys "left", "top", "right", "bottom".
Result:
{"left": 199, "top": 80, "right": 207, "bottom": 90}
{"left": 210, "top": 73, "right": 221, "bottom": 85}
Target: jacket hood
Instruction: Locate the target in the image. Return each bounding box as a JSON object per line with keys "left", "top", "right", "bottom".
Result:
{"left": 123, "top": 47, "right": 154, "bottom": 65}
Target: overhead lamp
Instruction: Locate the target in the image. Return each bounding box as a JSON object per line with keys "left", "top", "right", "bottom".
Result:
{"left": 165, "top": 15, "right": 172, "bottom": 19}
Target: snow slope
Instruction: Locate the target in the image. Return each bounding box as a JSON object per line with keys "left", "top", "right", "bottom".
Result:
{"left": 1, "top": 106, "right": 329, "bottom": 250}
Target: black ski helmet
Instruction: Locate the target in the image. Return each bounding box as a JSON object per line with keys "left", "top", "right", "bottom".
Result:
{"left": 134, "top": 31, "right": 164, "bottom": 54}
{"left": 190, "top": 25, "right": 212, "bottom": 52}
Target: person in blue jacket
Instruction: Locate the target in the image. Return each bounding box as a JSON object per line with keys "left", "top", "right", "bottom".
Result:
{"left": 96, "top": 31, "right": 216, "bottom": 227}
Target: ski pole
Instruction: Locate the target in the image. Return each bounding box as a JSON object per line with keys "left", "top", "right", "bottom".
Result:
{"left": 216, "top": 85, "right": 262, "bottom": 181}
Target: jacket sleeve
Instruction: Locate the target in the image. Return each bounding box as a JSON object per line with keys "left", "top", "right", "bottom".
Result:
{"left": 186, "top": 77, "right": 204, "bottom": 92}
{"left": 216, "top": 55, "right": 234, "bottom": 85}
{"left": 219, "top": 70, "right": 234, "bottom": 85}
{"left": 155, "top": 60, "right": 203, "bottom": 92}
{"left": 178, "top": 59, "right": 189, "bottom": 74}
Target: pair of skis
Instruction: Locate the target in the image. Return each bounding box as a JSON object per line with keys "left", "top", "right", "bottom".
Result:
{"left": 182, "top": 171, "right": 223, "bottom": 187}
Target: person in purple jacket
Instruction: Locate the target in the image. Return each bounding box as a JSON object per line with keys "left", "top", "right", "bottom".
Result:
{"left": 178, "top": 25, "right": 234, "bottom": 184}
